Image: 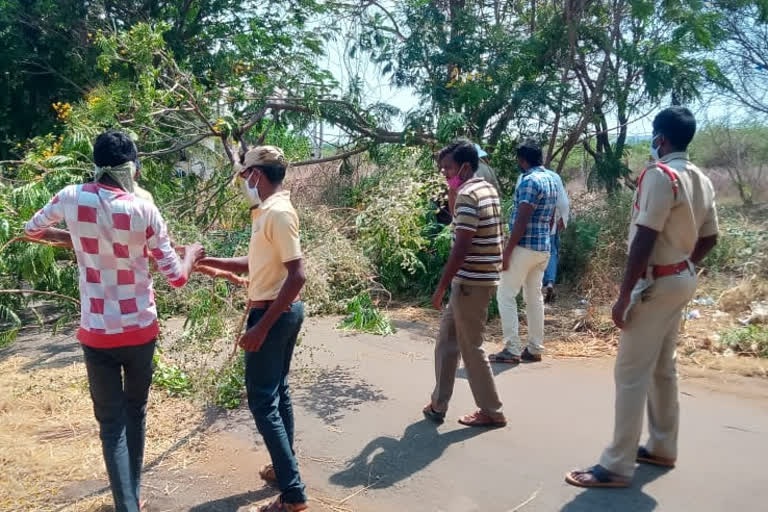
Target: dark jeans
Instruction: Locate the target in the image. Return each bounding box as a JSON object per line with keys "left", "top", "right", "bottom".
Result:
{"left": 245, "top": 301, "right": 307, "bottom": 504}
{"left": 82, "top": 340, "right": 156, "bottom": 512}
{"left": 543, "top": 232, "right": 559, "bottom": 285}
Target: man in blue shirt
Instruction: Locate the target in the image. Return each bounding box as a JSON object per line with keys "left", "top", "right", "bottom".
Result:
{"left": 516, "top": 167, "right": 570, "bottom": 302}
{"left": 490, "top": 140, "right": 559, "bottom": 364}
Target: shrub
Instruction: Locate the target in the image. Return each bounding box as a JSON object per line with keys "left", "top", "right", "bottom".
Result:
{"left": 299, "top": 206, "right": 374, "bottom": 315}
{"left": 718, "top": 325, "right": 768, "bottom": 358}
{"left": 353, "top": 160, "right": 446, "bottom": 297}
{"left": 559, "top": 191, "right": 632, "bottom": 297}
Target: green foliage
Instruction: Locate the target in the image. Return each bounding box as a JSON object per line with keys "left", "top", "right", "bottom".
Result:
{"left": 338, "top": 293, "right": 395, "bottom": 336}
{"left": 718, "top": 325, "right": 768, "bottom": 358}
{"left": 152, "top": 352, "right": 193, "bottom": 397}
{"left": 588, "top": 153, "right": 633, "bottom": 193}
{"left": 354, "top": 157, "right": 447, "bottom": 295}
{"left": 300, "top": 207, "right": 374, "bottom": 315}
{"left": 214, "top": 353, "right": 246, "bottom": 409}
{"left": 699, "top": 205, "right": 768, "bottom": 275}
{"left": 559, "top": 192, "right": 633, "bottom": 292}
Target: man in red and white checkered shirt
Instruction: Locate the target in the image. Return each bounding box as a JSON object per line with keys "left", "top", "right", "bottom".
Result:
{"left": 24, "top": 131, "right": 203, "bottom": 512}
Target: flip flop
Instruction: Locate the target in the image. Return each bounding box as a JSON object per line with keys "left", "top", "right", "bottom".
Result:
{"left": 488, "top": 349, "right": 521, "bottom": 364}
{"left": 637, "top": 447, "right": 676, "bottom": 468}
{"left": 565, "top": 465, "right": 631, "bottom": 488}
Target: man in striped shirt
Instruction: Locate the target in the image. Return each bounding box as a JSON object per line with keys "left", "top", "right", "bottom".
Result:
{"left": 423, "top": 139, "right": 506, "bottom": 428}
{"left": 24, "top": 131, "right": 203, "bottom": 512}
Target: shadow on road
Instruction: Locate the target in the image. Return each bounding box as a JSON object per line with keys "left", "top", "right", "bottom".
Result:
{"left": 456, "top": 360, "right": 520, "bottom": 379}
{"left": 188, "top": 488, "right": 275, "bottom": 512}
{"left": 559, "top": 465, "right": 670, "bottom": 512}
{"left": 294, "top": 365, "right": 387, "bottom": 425}
{"left": 329, "top": 419, "right": 487, "bottom": 489}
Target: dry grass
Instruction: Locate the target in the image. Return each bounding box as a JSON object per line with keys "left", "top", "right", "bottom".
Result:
{"left": 0, "top": 356, "right": 207, "bottom": 512}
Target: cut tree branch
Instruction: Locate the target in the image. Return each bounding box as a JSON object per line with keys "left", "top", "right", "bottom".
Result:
{"left": 291, "top": 146, "right": 370, "bottom": 166}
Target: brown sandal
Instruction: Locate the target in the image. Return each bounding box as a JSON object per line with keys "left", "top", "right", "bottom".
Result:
{"left": 259, "top": 464, "right": 277, "bottom": 484}
{"left": 637, "top": 447, "right": 676, "bottom": 468}
{"left": 458, "top": 410, "right": 507, "bottom": 427}
{"left": 256, "top": 496, "right": 308, "bottom": 511}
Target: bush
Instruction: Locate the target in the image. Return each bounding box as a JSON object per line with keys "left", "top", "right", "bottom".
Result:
{"left": 300, "top": 206, "right": 374, "bottom": 315}
{"left": 700, "top": 205, "right": 767, "bottom": 276}
{"left": 718, "top": 325, "right": 768, "bottom": 358}
{"left": 353, "top": 160, "right": 447, "bottom": 297}
{"left": 559, "top": 191, "right": 632, "bottom": 297}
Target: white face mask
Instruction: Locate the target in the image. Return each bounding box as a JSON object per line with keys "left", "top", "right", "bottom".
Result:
{"left": 241, "top": 171, "right": 261, "bottom": 206}
{"left": 650, "top": 135, "right": 661, "bottom": 161}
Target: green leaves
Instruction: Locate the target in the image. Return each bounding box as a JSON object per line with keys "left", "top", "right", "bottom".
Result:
{"left": 338, "top": 293, "right": 395, "bottom": 336}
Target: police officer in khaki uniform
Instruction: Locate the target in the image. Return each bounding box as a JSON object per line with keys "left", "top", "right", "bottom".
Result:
{"left": 565, "top": 107, "right": 719, "bottom": 487}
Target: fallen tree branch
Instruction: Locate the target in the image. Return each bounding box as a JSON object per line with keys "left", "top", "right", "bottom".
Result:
{"left": 138, "top": 133, "right": 212, "bottom": 158}
{"left": 0, "top": 289, "right": 80, "bottom": 306}
{"left": 291, "top": 146, "right": 370, "bottom": 167}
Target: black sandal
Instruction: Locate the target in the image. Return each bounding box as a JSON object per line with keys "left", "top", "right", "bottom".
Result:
{"left": 565, "top": 465, "right": 631, "bottom": 488}
{"left": 422, "top": 404, "right": 446, "bottom": 424}
{"left": 489, "top": 349, "right": 521, "bottom": 364}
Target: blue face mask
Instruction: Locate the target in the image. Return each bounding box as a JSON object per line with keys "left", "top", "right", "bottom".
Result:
{"left": 650, "top": 135, "right": 661, "bottom": 161}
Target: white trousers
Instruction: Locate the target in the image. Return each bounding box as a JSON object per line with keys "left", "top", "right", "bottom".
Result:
{"left": 496, "top": 246, "right": 550, "bottom": 356}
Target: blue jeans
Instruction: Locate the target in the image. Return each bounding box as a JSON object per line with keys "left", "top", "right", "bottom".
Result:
{"left": 543, "top": 233, "right": 559, "bottom": 285}
{"left": 82, "top": 340, "right": 155, "bottom": 512}
{"left": 245, "top": 302, "right": 307, "bottom": 504}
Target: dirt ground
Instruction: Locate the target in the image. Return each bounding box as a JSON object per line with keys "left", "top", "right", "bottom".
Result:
{"left": 2, "top": 299, "right": 767, "bottom": 511}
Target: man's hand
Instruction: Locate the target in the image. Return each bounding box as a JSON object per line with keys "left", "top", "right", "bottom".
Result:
{"left": 431, "top": 286, "right": 447, "bottom": 311}
{"left": 239, "top": 322, "right": 269, "bottom": 352}
{"left": 612, "top": 293, "right": 631, "bottom": 330}
{"left": 557, "top": 219, "right": 566, "bottom": 232}
{"left": 185, "top": 243, "right": 205, "bottom": 264}
{"left": 501, "top": 245, "right": 513, "bottom": 271}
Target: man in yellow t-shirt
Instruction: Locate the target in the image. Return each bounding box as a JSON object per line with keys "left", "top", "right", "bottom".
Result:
{"left": 198, "top": 146, "right": 308, "bottom": 512}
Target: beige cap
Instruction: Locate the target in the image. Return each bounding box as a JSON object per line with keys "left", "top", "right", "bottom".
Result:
{"left": 242, "top": 145, "right": 287, "bottom": 168}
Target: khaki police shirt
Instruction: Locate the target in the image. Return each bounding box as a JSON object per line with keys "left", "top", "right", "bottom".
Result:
{"left": 247, "top": 190, "right": 302, "bottom": 301}
{"left": 629, "top": 152, "right": 719, "bottom": 265}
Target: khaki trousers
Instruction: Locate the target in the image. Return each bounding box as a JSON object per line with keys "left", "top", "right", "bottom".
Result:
{"left": 431, "top": 282, "right": 503, "bottom": 416}
{"left": 600, "top": 270, "right": 697, "bottom": 477}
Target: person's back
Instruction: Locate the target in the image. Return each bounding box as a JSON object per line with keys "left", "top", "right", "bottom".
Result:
{"left": 631, "top": 155, "right": 716, "bottom": 266}
{"left": 23, "top": 131, "right": 202, "bottom": 512}
{"left": 492, "top": 141, "right": 559, "bottom": 365}
{"left": 511, "top": 167, "right": 559, "bottom": 253}
{"left": 26, "top": 181, "right": 184, "bottom": 345}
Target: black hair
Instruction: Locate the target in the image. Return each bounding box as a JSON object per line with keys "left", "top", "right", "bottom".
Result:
{"left": 93, "top": 130, "right": 137, "bottom": 167}
{"left": 516, "top": 139, "right": 543, "bottom": 167}
{"left": 652, "top": 106, "right": 697, "bottom": 150}
{"left": 438, "top": 138, "right": 479, "bottom": 172}
{"left": 255, "top": 164, "right": 287, "bottom": 185}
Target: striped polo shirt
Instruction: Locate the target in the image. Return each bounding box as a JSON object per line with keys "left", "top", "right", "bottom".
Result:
{"left": 453, "top": 177, "right": 503, "bottom": 286}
